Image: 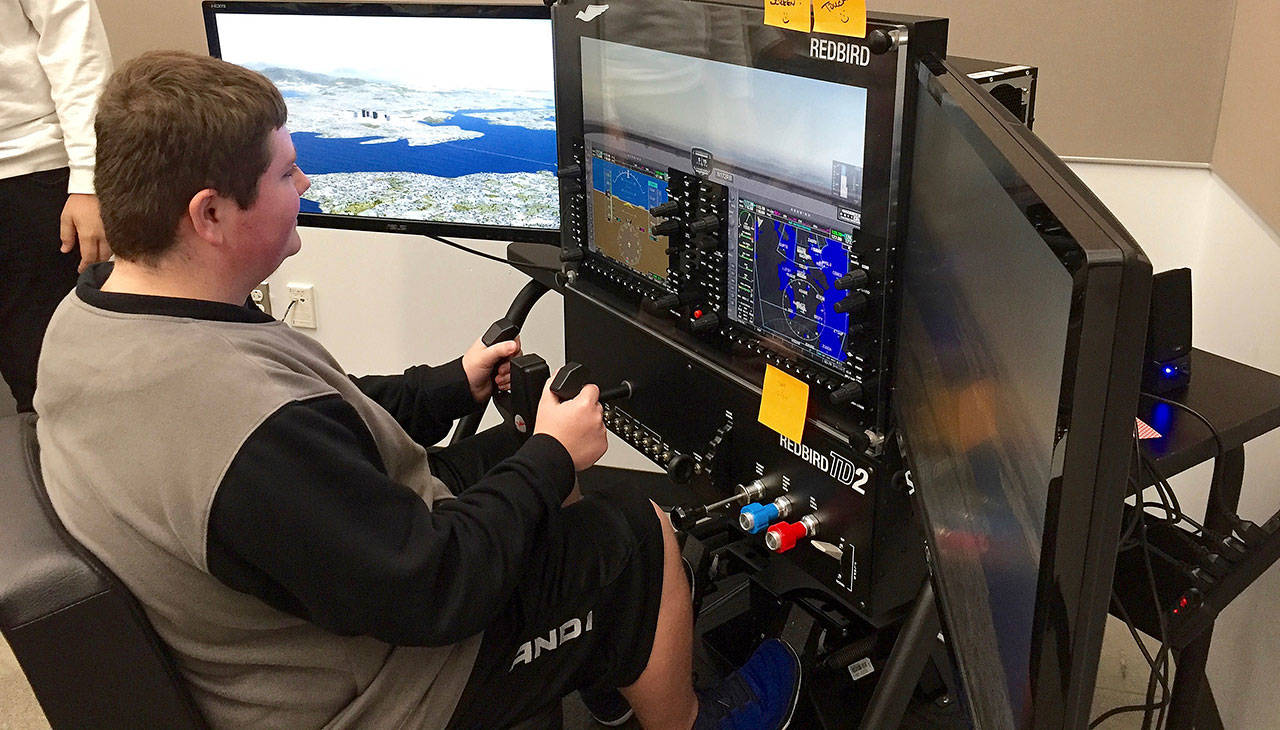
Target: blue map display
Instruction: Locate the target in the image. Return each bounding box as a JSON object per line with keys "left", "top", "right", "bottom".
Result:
{"left": 752, "top": 217, "right": 851, "bottom": 363}
{"left": 591, "top": 156, "right": 669, "bottom": 209}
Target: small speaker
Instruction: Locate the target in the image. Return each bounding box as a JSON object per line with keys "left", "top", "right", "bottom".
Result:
{"left": 1142, "top": 268, "right": 1192, "bottom": 394}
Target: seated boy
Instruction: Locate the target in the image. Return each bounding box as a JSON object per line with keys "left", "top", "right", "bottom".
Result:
{"left": 35, "top": 51, "right": 800, "bottom": 729}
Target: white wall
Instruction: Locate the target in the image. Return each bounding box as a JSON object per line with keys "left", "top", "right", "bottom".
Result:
{"left": 1070, "top": 162, "right": 1280, "bottom": 728}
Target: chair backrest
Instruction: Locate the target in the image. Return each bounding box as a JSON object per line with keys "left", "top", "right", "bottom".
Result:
{"left": 0, "top": 413, "right": 207, "bottom": 729}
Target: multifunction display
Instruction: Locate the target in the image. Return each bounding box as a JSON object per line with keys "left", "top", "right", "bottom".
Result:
{"left": 729, "top": 197, "right": 858, "bottom": 371}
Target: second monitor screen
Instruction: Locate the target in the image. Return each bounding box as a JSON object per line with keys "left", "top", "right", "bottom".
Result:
{"left": 580, "top": 37, "right": 868, "bottom": 368}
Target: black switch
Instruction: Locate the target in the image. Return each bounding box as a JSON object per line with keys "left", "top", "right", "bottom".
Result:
{"left": 689, "top": 312, "right": 720, "bottom": 335}
{"left": 832, "top": 292, "right": 868, "bottom": 315}
{"left": 830, "top": 380, "right": 864, "bottom": 405}
{"left": 834, "top": 269, "right": 869, "bottom": 290}
{"left": 689, "top": 214, "right": 720, "bottom": 234}
{"left": 651, "top": 291, "right": 698, "bottom": 310}
{"left": 652, "top": 219, "right": 681, "bottom": 237}
{"left": 665, "top": 453, "right": 696, "bottom": 485}
{"left": 694, "top": 235, "right": 719, "bottom": 251}
{"left": 650, "top": 200, "right": 680, "bottom": 217}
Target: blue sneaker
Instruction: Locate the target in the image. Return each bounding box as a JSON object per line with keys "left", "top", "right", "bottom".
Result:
{"left": 694, "top": 639, "right": 802, "bottom": 729}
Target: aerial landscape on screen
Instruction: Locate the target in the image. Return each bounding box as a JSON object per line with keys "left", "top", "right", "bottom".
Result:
{"left": 259, "top": 66, "right": 558, "bottom": 229}
{"left": 211, "top": 12, "right": 559, "bottom": 230}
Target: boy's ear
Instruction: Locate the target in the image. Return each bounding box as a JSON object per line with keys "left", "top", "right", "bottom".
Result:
{"left": 187, "top": 188, "right": 226, "bottom": 245}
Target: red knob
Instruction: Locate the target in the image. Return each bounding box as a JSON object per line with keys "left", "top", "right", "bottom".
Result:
{"left": 765, "top": 520, "right": 808, "bottom": 553}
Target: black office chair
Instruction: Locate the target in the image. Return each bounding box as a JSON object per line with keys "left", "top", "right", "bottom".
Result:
{"left": 0, "top": 412, "right": 208, "bottom": 728}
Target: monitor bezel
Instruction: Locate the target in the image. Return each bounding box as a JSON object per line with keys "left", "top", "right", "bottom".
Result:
{"left": 895, "top": 55, "right": 1151, "bottom": 728}
{"left": 202, "top": 0, "right": 560, "bottom": 244}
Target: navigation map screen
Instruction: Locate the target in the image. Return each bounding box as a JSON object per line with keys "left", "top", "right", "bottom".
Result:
{"left": 587, "top": 147, "right": 671, "bottom": 283}
{"left": 729, "top": 196, "right": 858, "bottom": 369}
{"left": 205, "top": 4, "right": 558, "bottom": 239}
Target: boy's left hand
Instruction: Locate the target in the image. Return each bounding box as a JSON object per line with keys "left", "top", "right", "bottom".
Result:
{"left": 461, "top": 336, "right": 522, "bottom": 401}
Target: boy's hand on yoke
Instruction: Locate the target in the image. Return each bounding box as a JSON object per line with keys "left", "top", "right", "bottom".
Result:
{"left": 534, "top": 375, "right": 607, "bottom": 471}
{"left": 461, "top": 336, "right": 522, "bottom": 401}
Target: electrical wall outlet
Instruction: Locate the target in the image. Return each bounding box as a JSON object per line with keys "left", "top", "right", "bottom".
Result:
{"left": 249, "top": 282, "right": 272, "bottom": 316}
{"left": 287, "top": 283, "right": 317, "bottom": 328}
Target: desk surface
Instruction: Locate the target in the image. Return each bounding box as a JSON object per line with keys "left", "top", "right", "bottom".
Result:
{"left": 1139, "top": 349, "right": 1280, "bottom": 476}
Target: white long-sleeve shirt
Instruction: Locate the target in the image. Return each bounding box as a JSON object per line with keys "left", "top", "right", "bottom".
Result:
{"left": 1, "top": 0, "right": 111, "bottom": 193}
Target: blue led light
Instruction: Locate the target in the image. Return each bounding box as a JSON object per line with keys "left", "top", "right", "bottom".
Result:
{"left": 1163, "top": 366, "right": 1177, "bottom": 377}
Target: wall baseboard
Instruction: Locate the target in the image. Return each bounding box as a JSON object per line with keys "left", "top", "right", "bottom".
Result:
{"left": 1061, "top": 156, "right": 1211, "bottom": 170}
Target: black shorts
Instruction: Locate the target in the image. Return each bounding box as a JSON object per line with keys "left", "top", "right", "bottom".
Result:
{"left": 433, "top": 429, "right": 667, "bottom": 730}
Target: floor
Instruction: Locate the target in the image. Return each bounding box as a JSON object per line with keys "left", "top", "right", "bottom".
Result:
{"left": 0, "top": 613, "right": 1169, "bottom": 729}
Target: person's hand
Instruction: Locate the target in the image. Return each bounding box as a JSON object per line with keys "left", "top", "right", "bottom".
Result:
{"left": 533, "top": 377, "right": 607, "bottom": 471}
{"left": 60, "top": 193, "right": 111, "bottom": 272}
{"left": 461, "top": 336, "right": 521, "bottom": 402}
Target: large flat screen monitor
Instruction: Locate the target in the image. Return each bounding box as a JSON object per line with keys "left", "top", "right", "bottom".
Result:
{"left": 203, "top": 1, "right": 558, "bottom": 243}
{"left": 894, "top": 56, "right": 1151, "bottom": 728}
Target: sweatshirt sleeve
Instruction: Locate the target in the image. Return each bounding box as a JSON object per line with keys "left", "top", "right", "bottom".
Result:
{"left": 350, "top": 358, "right": 480, "bottom": 446}
{"left": 205, "top": 394, "right": 576, "bottom": 646}
{"left": 22, "top": 0, "right": 112, "bottom": 192}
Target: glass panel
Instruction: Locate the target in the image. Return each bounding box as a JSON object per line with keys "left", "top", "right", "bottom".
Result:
{"left": 895, "top": 70, "right": 1074, "bottom": 727}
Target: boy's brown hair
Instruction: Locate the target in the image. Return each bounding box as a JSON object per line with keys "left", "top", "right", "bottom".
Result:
{"left": 94, "top": 50, "right": 288, "bottom": 263}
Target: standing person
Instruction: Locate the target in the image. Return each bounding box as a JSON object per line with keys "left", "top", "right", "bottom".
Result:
{"left": 0, "top": 0, "right": 112, "bottom": 413}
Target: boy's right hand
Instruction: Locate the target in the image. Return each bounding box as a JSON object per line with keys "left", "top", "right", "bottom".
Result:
{"left": 533, "top": 375, "right": 607, "bottom": 471}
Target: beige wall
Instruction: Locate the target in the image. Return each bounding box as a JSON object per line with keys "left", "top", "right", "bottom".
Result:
{"left": 99, "top": 0, "right": 1237, "bottom": 165}
{"left": 870, "top": 0, "right": 1237, "bottom": 163}
{"left": 94, "top": 0, "right": 540, "bottom": 64}
{"left": 1212, "top": 0, "right": 1280, "bottom": 232}
{"left": 95, "top": 0, "right": 204, "bottom": 60}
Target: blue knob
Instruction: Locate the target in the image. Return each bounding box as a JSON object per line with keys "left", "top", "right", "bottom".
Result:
{"left": 739, "top": 502, "right": 780, "bottom": 533}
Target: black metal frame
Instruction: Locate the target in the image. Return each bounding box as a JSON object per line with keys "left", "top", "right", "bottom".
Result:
{"left": 201, "top": 1, "right": 559, "bottom": 244}
{"left": 1110, "top": 350, "right": 1280, "bottom": 729}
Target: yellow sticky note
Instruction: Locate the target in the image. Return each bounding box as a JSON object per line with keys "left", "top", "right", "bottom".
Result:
{"left": 813, "top": 0, "right": 866, "bottom": 38}
{"left": 758, "top": 364, "right": 810, "bottom": 442}
{"left": 764, "top": 0, "right": 812, "bottom": 33}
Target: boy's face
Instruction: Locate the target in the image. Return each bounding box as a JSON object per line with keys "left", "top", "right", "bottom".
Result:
{"left": 233, "top": 127, "right": 310, "bottom": 276}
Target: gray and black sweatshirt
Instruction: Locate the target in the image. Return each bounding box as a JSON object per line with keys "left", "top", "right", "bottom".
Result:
{"left": 34, "top": 263, "right": 576, "bottom": 728}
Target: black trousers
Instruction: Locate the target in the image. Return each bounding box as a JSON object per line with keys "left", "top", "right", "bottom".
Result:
{"left": 0, "top": 168, "right": 79, "bottom": 413}
{"left": 429, "top": 427, "right": 666, "bottom": 729}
